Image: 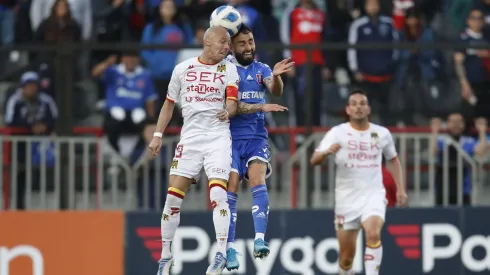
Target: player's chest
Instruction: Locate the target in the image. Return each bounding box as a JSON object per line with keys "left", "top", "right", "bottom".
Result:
{"left": 338, "top": 133, "right": 383, "bottom": 159}
{"left": 238, "top": 70, "right": 265, "bottom": 101}
{"left": 182, "top": 68, "right": 227, "bottom": 95}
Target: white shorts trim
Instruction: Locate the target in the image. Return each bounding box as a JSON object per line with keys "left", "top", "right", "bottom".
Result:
{"left": 245, "top": 156, "right": 272, "bottom": 179}
{"left": 169, "top": 171, "right": 199, "bottom": 182}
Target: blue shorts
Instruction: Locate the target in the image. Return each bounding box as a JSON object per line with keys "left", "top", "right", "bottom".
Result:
{"left": 231, "top": 138, "right": 272, "bottom": 180}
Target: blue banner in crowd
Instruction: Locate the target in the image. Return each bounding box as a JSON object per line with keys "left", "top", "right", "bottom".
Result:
{"left": 125, "top": 208, "right": 490, "bottom": 275}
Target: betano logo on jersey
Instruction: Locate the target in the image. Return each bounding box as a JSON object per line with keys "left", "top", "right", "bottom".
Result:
{"left": 239, "top": 91, "right": 265, "bottom": 100}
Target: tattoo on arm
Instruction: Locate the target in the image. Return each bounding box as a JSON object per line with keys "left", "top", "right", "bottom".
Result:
{"left": 455, "top": 61, "right": 466, "bottom": 81}
{"left": 264, "top": 77, "right": 273, "bottom": 90}
{"left": 237, "top": 102, "right": 264, "bottom": 114}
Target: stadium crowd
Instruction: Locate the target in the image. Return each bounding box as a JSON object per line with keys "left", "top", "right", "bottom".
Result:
{"left": 1, "top": 0, "right": 490, "bottom": 210}
{"left": 1, "top": 0, "right": 490, "bottom": 129}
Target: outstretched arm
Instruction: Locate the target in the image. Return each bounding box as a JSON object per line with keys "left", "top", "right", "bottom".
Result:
{"left": 237, "top": 102, "right": 288, "bottom": 114}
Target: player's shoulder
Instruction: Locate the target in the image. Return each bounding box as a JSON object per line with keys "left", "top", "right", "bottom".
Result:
{"left": 174, "top": 57, "right": 198, "bottom": 71}
{"left": 328, "top": 123, "right": 348, "bottom": 134}
{"left": 255, "top": 61, "right": 271, "bottom": 70}
{"left": 369, "top": 123, "right": 392, "bottom": 136}
{"left": 221, "top": 58, "right": 238, "bottom": 72}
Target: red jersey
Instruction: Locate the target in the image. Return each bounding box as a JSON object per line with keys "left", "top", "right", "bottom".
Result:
{"left": 288, "top": 7, "right": 325, "bottom": 66}
{"left": 382, "top": 167, "right": 397, "bottom": 207}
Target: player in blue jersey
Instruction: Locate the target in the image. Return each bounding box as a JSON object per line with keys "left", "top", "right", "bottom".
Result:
{"left": 225, "top": 25, "right": 294, "bottom": 271}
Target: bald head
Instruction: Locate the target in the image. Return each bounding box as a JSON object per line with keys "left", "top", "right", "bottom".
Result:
{"left": 203, "top": 26, "right": 230, "bottom": 44}
{"left": 200, "top": 26, "right": 231, "bottom": 63}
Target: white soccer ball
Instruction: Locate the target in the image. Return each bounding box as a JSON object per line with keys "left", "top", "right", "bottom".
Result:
{"left": 210, "top": 5, "right": 243, "bottom": 37}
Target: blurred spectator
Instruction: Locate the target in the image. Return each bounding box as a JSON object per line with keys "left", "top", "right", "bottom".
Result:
{"left": 430, "top": 113, "right": 489, "bottom": 206}
{"left": 30, "top": 0, "right": 92, "bottom": 40}
{"left": 382, "top": 166, "right": 397, "bottom": 207}
{"left": 4, "top": 71, "right": 58, "bottom": 210}
{"left": 127, "top": 0, "right": 150, "bottom": 41}
{"left": 91, "top": 52, "right": 157, "bottom": 153}
{"left": 229, "top": 0, "right": 266, "bottom": 60}
{"left": 14, "top": 0, "right": 34, "bottom": 44}
{"left": 392, "top": 0, "right": 414, "bottom": 30}
{"left": 141, "top": 0, "right": 191, "bottom": 101}
{"left": 447, "top": 0, "right": 473, "bottom": 33}
{"left": 91, "top": 0, "right": 127, "bottom": 66}
{"left": 177, "top": 19, "right": 207, "bottom": 63}
{"left": 472, "top": 0, "right": 490, "bottom": 35}
{"left": 395, "top": 7, "right": 445, "bottom": 124}
{"left": 348, "top": 0, "right": 398, "bottom": 125}
{"left": 33, "top": 0, "right": 82, "bottom": 96}
{"left": 454, "top": 9, "right": 490, "bottom": 125}
{"left": 280, "top": 0, "right": 331, "bottom": 126}
{"left": 0, "top": 0, "right": 16, "bottom": 45}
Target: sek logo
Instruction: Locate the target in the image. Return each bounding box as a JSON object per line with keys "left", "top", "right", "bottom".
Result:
{"left": 0, "top": 245, "right": 44, "bottom": 275}
{"left": 185, "top": 71, "right": 225, "bottom": 84}
{"left": 388, "top": 223, "right": 490, "bottom": 272}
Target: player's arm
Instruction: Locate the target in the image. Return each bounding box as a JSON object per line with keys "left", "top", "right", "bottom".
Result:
{"left": 264, "top": 58, "right": 294, "bottom": 96}
{"left": 237, "top": 101, "right": 263, "bottom": 114}
{"left": 310, "top": 129, "right": 339, "bottom": 165}
{"left": 154, "top": 68, "right": 180, "bottom": 134}
{"left": 154, "top": 99, "right": 175, "bottom": 134}
{"left": 264, "top": 75, "right": 284, "bottom": 96}
{"left": 221, "top": 84, "right": 239, "bottom": 119}
{"left": 383, "top": 132, "right": 406, "bottom": 196}
{"left": 386, "top": 156, "right": 404, "bottom": 193}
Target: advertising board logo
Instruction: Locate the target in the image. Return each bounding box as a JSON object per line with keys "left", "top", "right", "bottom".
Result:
{"left": 387, "top": 224, "right": 421, "bottom": 259}
{"left": 0, "top": 245, "right": 43, "bottom": 275}
{"left": 388, "top": 223, "right": 490, "bottom": 273}
{"left": 0, "top": 212, "right": 124, "bottom": 275}
{"left": 135, "top": 226, "right": 364, "bottom": 275}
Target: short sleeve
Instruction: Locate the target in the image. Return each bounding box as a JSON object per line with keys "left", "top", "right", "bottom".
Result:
{"left": 225, "top": 64, "right": 240, "bottom": 101}
{"left": 166, "top": 67, "right": 181, "bottom": 103}
{"left": 262, "top": 63, "right": 273, "bottom": 80}
{"left": 315, "top": 128, "right": 338, "bottom": 152}
{"left": 226, "top": 64, "right": 240, "bottom": 88}
{"left": 382, "top": 131, "right": 397, "bottom": 160}
{"left": 102, "top": 65, "right": 116, "bottom": 84}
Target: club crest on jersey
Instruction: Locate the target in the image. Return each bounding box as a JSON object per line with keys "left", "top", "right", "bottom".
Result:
{"left": 256, "top": 74, "right": 263, "bottom": 84}
{"left": 217, "top": 64, "right": 226, "bottom": 73}
{"left": 371, "top": 132, "right": 379, "bottom": 144}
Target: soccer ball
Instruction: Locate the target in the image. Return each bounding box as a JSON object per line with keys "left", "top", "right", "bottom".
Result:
{"left": 210, "top": 5, "right": 242, "bottom": 37}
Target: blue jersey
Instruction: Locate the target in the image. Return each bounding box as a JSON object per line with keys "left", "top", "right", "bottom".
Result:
{"left": 103, "top": 64, "right": 157, "bottom": 111}
{"left": 229, "top": 57, "right": 272, "bottom": 140}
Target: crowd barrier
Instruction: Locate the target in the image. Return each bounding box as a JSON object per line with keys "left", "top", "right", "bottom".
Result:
{"left": 1, "top": 208, "right": 489, "bottom": 275}
{"left": 0, "top": 126, "right": 489, "bottom": 210}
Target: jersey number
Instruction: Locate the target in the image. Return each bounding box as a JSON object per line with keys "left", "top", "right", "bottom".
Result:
{"left": 175, "top": 145, "right": 184, "bottom": 158}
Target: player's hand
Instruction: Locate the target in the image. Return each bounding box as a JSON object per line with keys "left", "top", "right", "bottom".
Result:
{"left": 217, "top": 109, "right": 229, "bottom": 121}
{"left": 148, "top": 137, "right": 162, "bottom": 158}
{"left": 325, "top": 144, "right": 341, "bottom": 156}
{"left": 396, "top": 190, "right": 408, "bottom": 207}
{"left": 273, "top": 58, "right": 295, "bottom": 77}
{"left": 262, "top": 104, "right": 288, "bottom": 112}
{"left": 106, "top": 55, "right": 118, "bottom": 65}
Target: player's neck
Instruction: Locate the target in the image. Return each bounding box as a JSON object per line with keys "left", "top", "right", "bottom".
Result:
{"left": 349, "top": 121, "right": 370, "bottom": 131}
{"left": 198, "top": 53, "right": 220, "bottom": 65}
